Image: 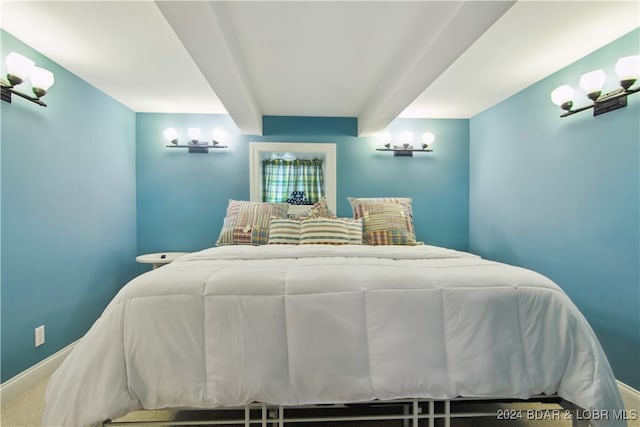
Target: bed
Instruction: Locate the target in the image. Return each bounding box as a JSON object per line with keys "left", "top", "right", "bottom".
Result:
{"left": 42, "top": 243, "right": 624, "bottom": 426}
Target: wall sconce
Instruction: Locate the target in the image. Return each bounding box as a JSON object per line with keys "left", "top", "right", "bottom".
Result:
{"left": 376, "top": 131, "right": 435, "bottom": 157}
{"left": 0, "top": 52, "right": 54, "bottom": 107}
{"left": 551, "top": 55, "right": 639, "bottom": 117}
{"left": 163, "top": 127, "right": 228, "bottom": 153}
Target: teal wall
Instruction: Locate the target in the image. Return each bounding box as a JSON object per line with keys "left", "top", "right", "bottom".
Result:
{"left": 136, "top": 115, "right": 469, "bottom": 253}
{"left": 2, "top": 24, "right": 638, "bottom": 393}
{"left": 469, "top": 29, "right": 640, "bottom": 389}
{"left": 1, "top": 31, "right": 139, "bottom": 381}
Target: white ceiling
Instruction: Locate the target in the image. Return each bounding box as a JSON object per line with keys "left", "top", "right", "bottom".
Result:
{"left": 1, "top": 1, "right": 638, "bottom": 136}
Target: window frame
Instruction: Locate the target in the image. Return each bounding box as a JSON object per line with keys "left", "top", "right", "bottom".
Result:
{"left": 249, "top": 142, "right": 336, "bottom": 214}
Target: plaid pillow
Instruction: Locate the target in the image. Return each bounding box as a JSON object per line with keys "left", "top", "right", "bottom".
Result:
{"left": 216, "top": 200, "right": 289, "bottom": 246}
{"left": 300, "top": 217, "right": 350, "bottom": 245}
{"left": 348, "top": 197, "right": 417, "bottom": 245}
{"left": 268, "top": 218, "right": 301, "bottom": 244}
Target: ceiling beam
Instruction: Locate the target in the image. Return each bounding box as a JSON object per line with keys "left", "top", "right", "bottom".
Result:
{"left": 357, "top": 1, "right": 515, "bottom": 137}
{"left": 155, "top": 1, "right": 263, "bottom": 135}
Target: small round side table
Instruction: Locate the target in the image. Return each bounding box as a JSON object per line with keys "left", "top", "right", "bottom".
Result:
{"left": 135, "top": 252, "right": 189, "bottom": 269}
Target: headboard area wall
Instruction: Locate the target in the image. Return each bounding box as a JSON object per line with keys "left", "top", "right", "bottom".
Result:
{"left": 135, "top": 115, "right": 469, "bottom": 254}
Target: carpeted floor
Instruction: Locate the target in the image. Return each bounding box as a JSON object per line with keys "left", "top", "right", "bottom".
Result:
{"left": 2, "top": 378, "right": 638, "bottom": 427}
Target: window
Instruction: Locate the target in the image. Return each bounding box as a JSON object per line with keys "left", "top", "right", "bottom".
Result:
{"left": 250, "top": 142, "right": 336, "bottom": 214}
{"left": 262, "top": 157, "right": 325, "bottom": 204}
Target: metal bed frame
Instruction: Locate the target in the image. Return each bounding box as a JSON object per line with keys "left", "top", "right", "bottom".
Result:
{"left": 102, "top": 395, "right": 590, "bottom": 427}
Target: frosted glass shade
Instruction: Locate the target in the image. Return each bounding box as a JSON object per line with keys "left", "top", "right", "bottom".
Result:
{"left": 421, "top": 132, "right": 435, "bottom": 145}
{"left": 30, "top": 66, "right": 55, "bottom": 91}
{"left": 615, "top": 55, "right": 640, "bottom": 80}
{"left": 187, "top": 128, "right": 201, "bottom": 141}
{"left": 615, "top": 55, "right": 640, "bottom": 90}
{"left": 579, "top": 70, "right": 606, "bottom": 96}
{"left": 163, "top": 128, "right": 178, "bottom": 142}
{"left": 378, "top": 131, "right": 391, "bottom": 145}
{"left": 5, "top": 52, "right": 34, "bottom": 82}
{"left": 398, "top": 131, "right": 413, "bottom": 145}
{"left": 550, "top": 85, "right": 574, "bottom": 107}
{"left": 212, "top": 128, "right": 226, "bottom": 144}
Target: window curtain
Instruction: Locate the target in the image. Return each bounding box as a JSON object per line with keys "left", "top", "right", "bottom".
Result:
{"left": 262, "top": 158, "right": 325, "bottom": 204}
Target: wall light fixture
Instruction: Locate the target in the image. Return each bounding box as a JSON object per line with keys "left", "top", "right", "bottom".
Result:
{"left": 376, "top": 131, "right": 435, "bottom": 157}
{"left": 163, "top": 127, "right": 228, "bottom": 153}
{"left": 1, "top": 52, "right": 54, "bottom": 107}
{"left": 551, "top": 55, "right": 639, "bottom": 118}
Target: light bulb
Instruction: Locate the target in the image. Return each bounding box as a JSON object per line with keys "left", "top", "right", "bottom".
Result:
{"left": 29, "top": 67, "right": 54, "bottom": 98}
{"left": 615, "top": 55, "right": 640, "bottom": 90}
{"left": 5, "top": 52, "right": 34, "bottom": 85}
{"left": 187, "top": 127, "right": 201, "bottom": 141}
{"left": 163, "top": 128, "right": 178, "bottom": 144}
{"left": 579, "top": 69, "right": 606, "bottom": 101}
{"left": 550, "top": 85, "right": 575, "bottom": 111}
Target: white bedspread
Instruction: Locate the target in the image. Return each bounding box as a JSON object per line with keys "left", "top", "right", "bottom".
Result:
{"left": 43, "top": 245, "right": 624, "bottom": 426}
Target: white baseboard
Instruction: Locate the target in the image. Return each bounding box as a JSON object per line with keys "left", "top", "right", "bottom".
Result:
{"left": 0, "top": 340, "right": 77, "bottom": 406}
{"left": 617, "top": 380, "right": 640, "bottom": 412}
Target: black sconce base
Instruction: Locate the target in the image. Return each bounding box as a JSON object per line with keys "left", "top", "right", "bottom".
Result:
{"left": 0, "top": 80, "right": 47, "bottom": 107}
{"left": 376, "top": 148, "right": 434, "bottom": 157}
{"left": 393, "top": 150, "right": 414, "bottom": 157}
{"left": 560, "top": 86, "right": 638, "bottom": 118}
{"left": 593, "top": 91, "right": 628, "bottom": 116}
{"left": 165, "top": 144, "right": 228, "bottom": 154}
{"left": 188, "top": 146, "right": 209, "bottom": 154}
{"left": 1, "top": 86, "right": 12, "bottom": 104}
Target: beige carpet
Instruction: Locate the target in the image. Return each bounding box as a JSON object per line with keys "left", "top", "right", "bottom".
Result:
{"left": 2, "top": 378, "right": 638, "bottom": 427}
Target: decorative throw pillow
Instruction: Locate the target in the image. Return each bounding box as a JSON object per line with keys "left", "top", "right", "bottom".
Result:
{"left": 346, "top": 218, "right": 363, "bottom": 244}
{"left": 348, "top": 197, "right": 417, "bottom": 245}
{"left": 300, "top": 217, "right": 350, "bottom": 245}
{"left": 289, "top": 196, "right": 335, "bottom": 219}
{"left": 216, "top": 200, "right": 289, "bottom": 246}
{"left": 268, "top": 218, "right": 301, "bottom": 244}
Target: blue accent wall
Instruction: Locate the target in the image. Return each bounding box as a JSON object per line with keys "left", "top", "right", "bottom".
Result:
{"left": 469, "top": 29, "right": 640, "bottom": 389}
{"left": 3, "top": 23, "right": 637, "bottom": 393}
{"left": 1, "top": 31, "right": 138, "bottom": 381}
{"left": 136, "top": 115, "right": 469, "bottom": 253}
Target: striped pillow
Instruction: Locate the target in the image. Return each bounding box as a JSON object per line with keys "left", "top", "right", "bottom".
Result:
{"left": 268, "top": 218, "right": 301, "bottom": 244}
{"left": 348, "top": 197, "right": 417, "bottom": 245}
{"left": 346, "top": 218, "right": 363, "bottom": 244}
{"left": 300, "top": 218, "right": 349, "bottom": 245}
{"left": 216, "top": 200, "right": 289, "bottom": 246}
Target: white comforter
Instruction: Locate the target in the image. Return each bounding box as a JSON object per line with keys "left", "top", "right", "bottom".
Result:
{"left": 43, "top": 245, "right": 624, "bottom": 426}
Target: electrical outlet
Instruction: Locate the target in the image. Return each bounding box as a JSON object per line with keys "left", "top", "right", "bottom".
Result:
{"left": 35, "top": 325, "right": 45, "bottom": 347}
